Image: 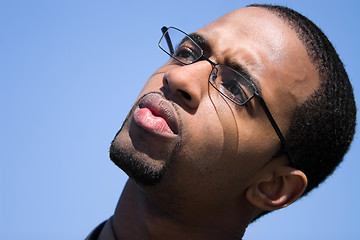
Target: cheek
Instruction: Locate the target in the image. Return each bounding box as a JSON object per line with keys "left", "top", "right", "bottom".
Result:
{"left": 217, "top": 97, "right": 282, "bottom": 172}
{"left": 209, "top": 91, "right": 240, "bottom": 155}
{"left": 174, "top": 103, "right": 268, "bottom": 192}
{"left": 182, "top": 102, "right": 225, "bottom": 158}
{"left": 234, "top": 110, "right": 281, "bottom": 171}
{"left": 172, "top": 97, "right": 233, "bottom": 176}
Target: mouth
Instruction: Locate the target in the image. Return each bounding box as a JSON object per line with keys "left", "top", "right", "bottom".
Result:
{"left": 133, "top": 93, "right": 179, "bottom": 137}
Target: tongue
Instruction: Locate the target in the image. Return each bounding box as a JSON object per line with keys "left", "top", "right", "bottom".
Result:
{"left": 135, "top": 108, "right": 173, "bottom": 134}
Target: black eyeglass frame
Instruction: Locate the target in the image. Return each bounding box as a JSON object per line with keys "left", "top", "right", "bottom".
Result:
{"left": 159, "top": 26, "right": 296, "bottom": 168}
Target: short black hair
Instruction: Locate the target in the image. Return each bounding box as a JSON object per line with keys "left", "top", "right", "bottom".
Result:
{"left": 249, "top": 4, "right": 356, "bottom": 196}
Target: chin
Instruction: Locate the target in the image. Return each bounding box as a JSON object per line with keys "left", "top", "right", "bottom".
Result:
{"left": 109, "top": 91, "right": 184, "bottom": 186}
{"left": 109, "top": 135, "right": 166, "bottom": 186}
{"left": 109, "top": 119, "right": 182, "bottom": 187}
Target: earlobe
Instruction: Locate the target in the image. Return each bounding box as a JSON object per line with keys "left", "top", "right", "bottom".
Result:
{"left": 246, "top": 166, "right": 308, "bottom": 211}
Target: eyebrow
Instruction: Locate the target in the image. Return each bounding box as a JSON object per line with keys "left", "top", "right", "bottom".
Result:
{"left": 227, "top": 61, "right": 262, "bottom": 95}
{"left": 188, "top": 32, "right": 262, "bottom": 94}
{"left": 188, "top": 33, "right": 212, "bottom": 55}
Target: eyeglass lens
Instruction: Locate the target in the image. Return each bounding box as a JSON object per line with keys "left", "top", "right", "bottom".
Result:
{"left": 159, "top": 27, "right": 255, "bottom": 105}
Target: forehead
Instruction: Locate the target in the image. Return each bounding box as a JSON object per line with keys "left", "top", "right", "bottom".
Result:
{"left": 197, "top": 7, "right": 293, "bottom": 57}
{"left": 196, "top": 7, "right": 319, "bottom": 106}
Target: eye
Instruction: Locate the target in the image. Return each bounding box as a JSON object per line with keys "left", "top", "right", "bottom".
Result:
{"left": 173, "top": 40, "right": 201, "bottom": 64}
{"left": 174, "top": 46, "right": 197, "bottom": 61}
{"left": 221, "top": 79, "right": 248, "bottom": 103}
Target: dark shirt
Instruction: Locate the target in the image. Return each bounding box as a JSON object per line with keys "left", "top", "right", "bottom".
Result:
{"left": 85, "top": 220, "right": 107, "bottom": 240}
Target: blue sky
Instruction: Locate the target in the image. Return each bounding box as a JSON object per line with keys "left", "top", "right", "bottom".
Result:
{"left": 1, "top": 0, "right": 359, "bottom": 239}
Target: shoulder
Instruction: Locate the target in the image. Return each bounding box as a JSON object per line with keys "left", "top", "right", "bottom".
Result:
{"left": 85, "top": 220, "right": 107, "bottom": 240}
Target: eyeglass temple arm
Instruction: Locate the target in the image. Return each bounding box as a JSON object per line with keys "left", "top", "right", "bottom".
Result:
{"left": 161, "top": 26, "right": 175, "bottom": 55}
{"left": 257, "top": 96, "right": 296, "bottom": 167}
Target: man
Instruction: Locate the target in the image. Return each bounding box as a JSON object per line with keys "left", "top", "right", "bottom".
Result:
{"left": 87, "top": 4, "right": 356, "bottom": 240}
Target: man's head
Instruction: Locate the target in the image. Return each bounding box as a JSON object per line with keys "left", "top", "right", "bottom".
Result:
{"left": 250, "top": 4, "right": 356, "bottom": 198}
{"left": 110, "top": 5, "right": 356, "bottom": 223}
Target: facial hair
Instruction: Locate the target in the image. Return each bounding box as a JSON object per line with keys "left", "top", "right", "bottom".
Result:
{"left": 109, "top": 97, "right": 182, "bottom": 186}
{"left": 109, "top": 139, "right": 165, "bottom": 186}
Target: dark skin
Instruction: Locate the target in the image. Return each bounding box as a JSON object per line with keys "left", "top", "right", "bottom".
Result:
{"left": 100, "top": 7, "right": 318, "bottom": 240}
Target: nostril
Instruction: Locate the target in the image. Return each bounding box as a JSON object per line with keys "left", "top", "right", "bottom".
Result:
{"left": 163, "top": 77, "right": 169, "bottom": 87}
{"left": 164, "top": 73, "right": 193, "bottom": 102}
{"left": 179, "top": 90, "right": 191, "bottom": 101}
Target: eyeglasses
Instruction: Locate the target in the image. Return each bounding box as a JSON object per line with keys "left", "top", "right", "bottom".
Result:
{"left": 158, "top": 26, "right": 295, "bottom": 168}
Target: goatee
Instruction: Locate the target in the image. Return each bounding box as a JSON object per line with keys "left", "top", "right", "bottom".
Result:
{"left": 109, "top": 140, "right": 165, "bottom": 186}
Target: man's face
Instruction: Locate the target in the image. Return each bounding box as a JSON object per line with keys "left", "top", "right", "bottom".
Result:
{"left": 110, "top": 7, "right": 318, "bottom": 206}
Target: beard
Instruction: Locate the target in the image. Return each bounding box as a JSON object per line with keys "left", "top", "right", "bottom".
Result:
{"left": 109, "top": 101, "right": 182, "bottom": 186}
{"left": 110, "top": 136, "right": 182, "bottom": 186}
{"left": 110, "top": 139, "right": 165, "bottom": 186}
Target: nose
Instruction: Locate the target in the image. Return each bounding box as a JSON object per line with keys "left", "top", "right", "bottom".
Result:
{"left": 163, "top": 61, "right": 211, "bottom": 109}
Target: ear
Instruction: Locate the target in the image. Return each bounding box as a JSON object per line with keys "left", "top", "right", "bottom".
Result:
{"left": 245, "top": 164, "right": 308, "bottom": 211}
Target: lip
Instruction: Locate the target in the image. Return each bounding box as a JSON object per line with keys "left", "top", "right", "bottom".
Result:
{"left": 133, "top": 93, "right": 179, "bottom": 137}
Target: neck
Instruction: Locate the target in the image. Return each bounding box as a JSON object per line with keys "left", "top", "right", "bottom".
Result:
{"left": 106, "top": 179, "right": 249, "bottom": 240}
